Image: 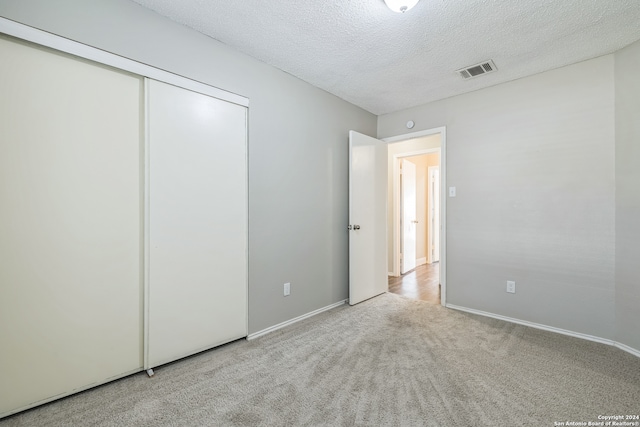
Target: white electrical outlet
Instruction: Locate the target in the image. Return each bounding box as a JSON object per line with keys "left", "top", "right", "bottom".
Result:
{"left": 506, "top": 280, "right": 516, "bottom": 294}
{"left": 284, "top": 282, "right": 290, "bottom": 296}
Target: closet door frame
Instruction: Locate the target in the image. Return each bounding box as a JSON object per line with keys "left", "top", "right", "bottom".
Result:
{"left": 0, "top": 17, "right": 248, "bottom": 109}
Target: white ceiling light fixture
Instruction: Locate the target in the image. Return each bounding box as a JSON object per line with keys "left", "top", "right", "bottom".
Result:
{"left": 384, "top": 0, "right": 420, "bottom": 13}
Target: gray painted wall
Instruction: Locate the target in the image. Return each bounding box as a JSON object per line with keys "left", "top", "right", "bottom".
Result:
{"left": 615, "top": 40, "right": 640, "bottom": 352}
{"left": 379, "top": 56, "right": 617, "bottom": 340}
{"left": 0, "top": 0, "right": 376, "bottom": 334}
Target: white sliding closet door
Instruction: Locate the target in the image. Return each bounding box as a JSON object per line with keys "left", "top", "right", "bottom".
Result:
{"left": 0, "top": 35, "right": 143, "bottom": 417}
{"left": 146, "top": 79, "right": 248, "bottom": 369}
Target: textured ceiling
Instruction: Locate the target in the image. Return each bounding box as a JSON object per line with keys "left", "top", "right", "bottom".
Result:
{"left": 130, "top": 0, "right": 640, "bottom": 115}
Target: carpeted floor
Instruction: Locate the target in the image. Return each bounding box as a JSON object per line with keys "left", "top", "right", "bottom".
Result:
{"left": 2, "top": 293, "right": 639, "bottom": 426}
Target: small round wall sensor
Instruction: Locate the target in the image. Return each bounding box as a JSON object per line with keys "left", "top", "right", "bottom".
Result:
{"left": 406, "top": 120, "right": 415, "bottom": 129}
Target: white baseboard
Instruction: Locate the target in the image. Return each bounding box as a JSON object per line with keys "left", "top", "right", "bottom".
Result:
{"left": 417, "top": 257, "right": 427, "bottom": 266}
{"left": 247, "top": 300, "right": 347, "bottom": 340}
{"left": 446, "top": 304, "right": 640, "bottom": 359}
{"left": 388, "top": 271, "right": 395, "bottom": 276}
{"left": 615, "top": 341, "right": 640, "bottom": 358}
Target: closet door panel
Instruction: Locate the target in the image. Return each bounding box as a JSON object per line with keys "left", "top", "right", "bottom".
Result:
{"left": 0, "top": 36, "right": 143, "bottom": 417}
{"left": 147, "top": 79, "right": 247, "bottom": 368}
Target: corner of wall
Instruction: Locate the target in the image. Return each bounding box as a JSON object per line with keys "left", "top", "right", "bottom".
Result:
{"left": 614, "top": 38, "right": 640, "bottom": 355}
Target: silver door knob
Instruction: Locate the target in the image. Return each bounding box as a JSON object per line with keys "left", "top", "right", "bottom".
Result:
{"left": 412, "top": 220, "right": 418, "bottom": 224}
{"left": 353, "top": 225, "right": 361, "bottom": 230}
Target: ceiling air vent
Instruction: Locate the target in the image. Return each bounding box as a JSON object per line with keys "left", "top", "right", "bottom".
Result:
{"left": 456, "top": 60, "right": 497, "bottom": 80}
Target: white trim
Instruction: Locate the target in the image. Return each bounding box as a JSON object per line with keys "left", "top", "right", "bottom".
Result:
{"left": 388, "top": 271, "right": 395, "bottom": 276}
{"left": 615, "top": 342, "right": 640, "bottom": 359}
{"left": 247, "top": 300, "right": 346, "bottom": 340}
{"left": 446, "top": 304, "right": 612, "bottom": 344}
{"left": 0, "top": 17, "right": 249, "bottom": 107}
{"left": 427, "top": 165, "right": 440, "bottom": 264}
{"left": 446, "top": 304, "right": 640, "bottom": 359}
{"left": 142, "top": 78, "right": 151, "bottom": 371}
{"left": 243, "top": 109, "right": 250, "bottom": 343}
{"left": 0, "top": 367, "right": 143, "bottom": 419}
{"left": 441, "top": 127, "right": 447, "bottom": 306}
{"left": 383, "top": 127, "right": 444, "bottom": 144}
{"left": 416, "top": 257, "right": 427, "bottom": 266}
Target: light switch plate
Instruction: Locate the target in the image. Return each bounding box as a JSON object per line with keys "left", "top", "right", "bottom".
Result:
{"left": 449, "top": 187, "right": 456, "bottom": 197}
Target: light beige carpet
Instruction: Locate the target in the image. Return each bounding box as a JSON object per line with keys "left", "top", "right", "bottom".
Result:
{"left": 2, "top": 293, "right": 639, "bottom": 426}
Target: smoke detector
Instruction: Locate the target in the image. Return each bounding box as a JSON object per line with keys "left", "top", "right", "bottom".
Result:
{"left": 456, "top": 60, "right": 498, "bottom": 79}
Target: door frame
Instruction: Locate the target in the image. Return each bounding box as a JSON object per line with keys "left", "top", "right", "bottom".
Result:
{"left": 427, "top": 165, "right": 440, "bottom": 264}
{"left": 384, "top": 127, "right": 447, "bottom": 306}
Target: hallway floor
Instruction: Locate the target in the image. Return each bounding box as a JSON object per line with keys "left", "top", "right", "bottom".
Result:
{"left": 388, "top": 262, "right": 440, "bottom": 304}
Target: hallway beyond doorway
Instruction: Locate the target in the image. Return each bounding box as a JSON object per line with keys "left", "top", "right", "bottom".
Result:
{"left": 388, "top": 263, "right": 440, "bottom": 304}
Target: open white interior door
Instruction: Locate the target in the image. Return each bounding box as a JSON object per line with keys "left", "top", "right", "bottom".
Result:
{"left": 401, "top": 159, "right": 417, "bottom": 274}
{"left": 349, "top": 131, "right": 388, "bottom": 305}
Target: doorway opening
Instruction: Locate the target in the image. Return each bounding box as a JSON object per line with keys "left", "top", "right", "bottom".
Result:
{"left": 383, "top": 128, "right": 445, "bottom": 305}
